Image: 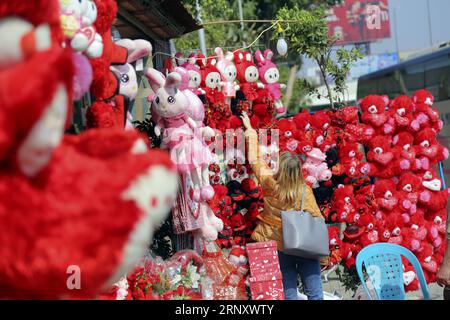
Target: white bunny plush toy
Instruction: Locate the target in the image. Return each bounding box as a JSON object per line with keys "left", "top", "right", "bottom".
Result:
{"left": 145, "top": 68, "right": 216, "bottom": 203}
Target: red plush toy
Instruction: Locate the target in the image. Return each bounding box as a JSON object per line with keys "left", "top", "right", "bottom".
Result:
{"left": 197, "top": 53, "right": 225, "bottom": 105}
{"left": 87, "top": 0, "right": 128, "bottom": 129}
{"left": 412, "top": 89, "right": 443, "bottom": 133}
{"left": 293, "top": 109, "right": 312, "bottom": 129}
{"left": 357, "top": 214, "right": 380, "bottom": 247}
{"left": 0, "top": 0, "right": 179, "bottom": 299}
{"left": 250, "top": 103, "right": 276, "bottom": 129}
{"left": 396, "top": 172, "right": 422, "bottom": 215}
{"left": 392, "top": 132, "right": 426, "bottom": 172}
{"left": 417, "top": 243, "right": 439, "bottom": 278}
{"left": 277, "top": 118, "right": 301, "bottom": 153}
{"left": 419, "top": 171, "right": 449, "bottom": 212}
{"left": 373, "top": 180, "right": 399, "bottom": 227}
{"left": 338, "top": 142, "right": 364, "bottom": 178}
{"left": 360, "top": 135, "right": 397, "bottom": 178}
{"left": 389, "top": 95, "right": 415, "bottom": 130}
{"left": 359, "top": 94, "right": 393, "bottom": 134}
{"left": 414, "top": 128, "right": 449, "bottom": 167}
{"left": 234, "top": 49, "right": 261, "bottom": 102}
{"left": 385, "top": 213, "right": 406, "bottom": 245}
{"left": 332, "top": 185, "right": 357, "bottom": 223}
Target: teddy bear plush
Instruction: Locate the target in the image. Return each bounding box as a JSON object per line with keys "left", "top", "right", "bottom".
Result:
{"left": 302, "top": 148, "right": 333, "bottom": 188}
{"left": 425, "top": 209, "right": 448, "bottom": 237}
{"left": 418, "top": 171, "right": 449, "bottom": 212}
{"left": 389, "top": 95, "right": 415, "bottom": 131}
{"left": 250, "top": 103, "right": 276, "bottom": 129}
{"left": 396, "top": 172, "right": 422, "bottom": 216}
{"left": 392, "top": 132, "right": 426, "bottom": 172}
{"left": 359, "top": 94, "right": 393, "bottom": 134}
{"left": 373, "top": 179, "right": 399, "bottom": 212}
{"left": 417, "top": 243, "right": 439, "bottom": 278}
{"left": 293, "top": 109, "right": 312, "bottom": 131}
{"left": 357, "top": 214, "right": 380, "bottom": 247}
{"left": 360, "top": 135, "right": 397, "bottom": 178}
{"left": 86, "top": 0, "right": 128, "bottom": 129}
{"left": 277, "top": 118, "right": 301, "bottom": 153}
{"left": 332, "top": 185, "right": 357, "bottom": 223}
{"left": 412, "top": 89, "right": 443, "bottom": 133}
{"left": 414, "top": 128, "right": 449, "bottom": 168}
{"left": 338, "top": 141, "right": 364, "bottom": 178}
{"left": 385, "top": 213, "right": 406, "bottom": 245}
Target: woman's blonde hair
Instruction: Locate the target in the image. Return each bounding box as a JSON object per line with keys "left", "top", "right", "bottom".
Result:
{"left": 273, "top": 152, "right": 304, "bottom": 208}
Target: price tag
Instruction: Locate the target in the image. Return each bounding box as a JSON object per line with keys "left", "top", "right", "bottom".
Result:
{"left": 136, "top": 58, "right": 144, "bottom": 72}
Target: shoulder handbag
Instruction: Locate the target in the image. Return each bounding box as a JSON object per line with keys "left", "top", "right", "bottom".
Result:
{"left": 281, "top": 185, "right": 330, "bottom": 259}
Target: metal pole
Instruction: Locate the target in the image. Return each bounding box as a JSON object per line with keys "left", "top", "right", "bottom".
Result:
{"left": 237, "top": 0, "right": 245, "bottom": 47}
{"left": 393, "top": 6, "right": 400, "bottom": 57}
{"left": 195, "top": 0, "right": 207, "bottom": 56}
{"left": 426, "top": 0, "right": 433, "bottom": 47}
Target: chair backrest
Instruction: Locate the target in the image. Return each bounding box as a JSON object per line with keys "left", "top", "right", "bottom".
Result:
{"left": 356, "top": 243, "right": 431, "bottom": 300}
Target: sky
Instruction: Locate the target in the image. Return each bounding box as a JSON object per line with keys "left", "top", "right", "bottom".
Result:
{"left": 371, "top": 0, "right": 450, "bottom": 54}
{"left": 300, "top": 0, "right": 450, "bottom": 78}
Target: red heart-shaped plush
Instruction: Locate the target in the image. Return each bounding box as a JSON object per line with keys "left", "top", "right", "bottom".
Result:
{"left": 422, "top": 260, "right": 438, "bottom": 274}
{"left": 375, "top": 152, "right": 394, "bottom": 165}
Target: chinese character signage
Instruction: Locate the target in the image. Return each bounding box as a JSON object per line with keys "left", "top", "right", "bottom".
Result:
{"left": 327, "top": 0, "right": 391, "bottom": 45}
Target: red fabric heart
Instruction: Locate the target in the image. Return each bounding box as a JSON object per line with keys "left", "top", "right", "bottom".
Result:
{"left": 374, "top": 152, "right": 394, "bottom": 165}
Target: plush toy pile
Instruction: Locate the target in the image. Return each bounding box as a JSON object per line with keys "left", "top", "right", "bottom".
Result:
{"left": 260, "top": 92, "right": 449, "bottom": 290}
{"left": 169, "top": 47, "right": 448, "bottom": 291}
{"left": 1, "top": 0, "right": 448, "bottom": 300}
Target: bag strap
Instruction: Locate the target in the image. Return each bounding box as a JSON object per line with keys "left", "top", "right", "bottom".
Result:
{"left": 297, "top": 184, "right": 306, "bottom": 212}
{"left": 301, "top": 184, "right": 306, "bottom": 211}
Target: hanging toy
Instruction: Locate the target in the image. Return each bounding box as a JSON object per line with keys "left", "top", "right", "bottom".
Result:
{"left": 145, "top": 68, "right": 215, "bottom": 203}
{"left": 112, "top": 38, "right": 152, "bottom": 129}
{"left": 254, "top": 49, "right": 286, "bottom": 114}
{"left": 59, "top": 0, "right": 103, "bottom": 58}
{"left": 234, "top": 49, "right": 263, "bottom": 103}
{"left": 214, "top": 47, "right": 239, "bottom": 106}
{"left": 197, "top": 53, "right": 225, "bottom": 105}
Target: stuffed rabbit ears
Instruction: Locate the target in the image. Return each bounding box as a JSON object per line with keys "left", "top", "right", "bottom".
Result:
{"left": 233, "top": 49, "right": 253, "bottom": 63}
{"left": 116, "top": 39, "right": 152, "bottom": 64}
{"left": 146, "top": 68, "right": 181, "bottom": 94}
{"left": 214, "top": 47, "right": 234, "bottom": 62}
{"left": 255, "top": 49, "right": 274, "bottom": 63}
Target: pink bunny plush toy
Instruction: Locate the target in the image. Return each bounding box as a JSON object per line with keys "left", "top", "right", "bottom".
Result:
{"left": 112, "top": 38, "right": 152, "bottom": 130}
{"left": 255, "top": 49, "right": 286, "bottom": 114}
{"left": 145, "top": 68, "right": 215, "bottom": 202}
{"left": 214, "top": 47, "right": 239, "bottom": 106}
{"left": 179, "top": 53, "right": 205, "bottom": 96}
{"left": 173, "top": 66, "right": 215, "bottom": 139}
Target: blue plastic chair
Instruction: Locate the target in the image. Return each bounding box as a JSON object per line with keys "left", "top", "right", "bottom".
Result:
{"left": 356, "top": 243, "right": 430, "bottom": 300}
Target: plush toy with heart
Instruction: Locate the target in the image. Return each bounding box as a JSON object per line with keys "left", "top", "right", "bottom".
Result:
{"left": 360, "top": 135, "right": 397, "bottom": 178}
{"left": 359, "top": 94, "right": 393, "bottom": 135}
{"left": 411, "top": 89, "right": 443, "bottom": 133}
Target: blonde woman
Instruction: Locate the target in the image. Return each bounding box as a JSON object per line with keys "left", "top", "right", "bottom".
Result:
{"left": 241, "top": 112, "right": 324, "bottom": 300}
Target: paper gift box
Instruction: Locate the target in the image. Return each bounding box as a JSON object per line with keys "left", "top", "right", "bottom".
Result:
{"left": 246, "top": 240, "right": 278, "bottom": 250}
{"left": 246, "top": 241, "right": 280, "bottom": 277}
{"left": 249, "top": 272, "right": 284, "bottom": 300}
